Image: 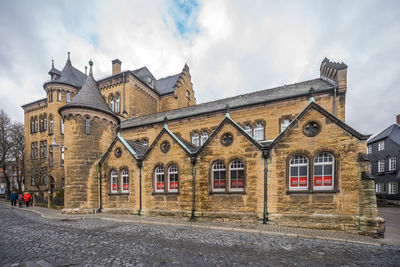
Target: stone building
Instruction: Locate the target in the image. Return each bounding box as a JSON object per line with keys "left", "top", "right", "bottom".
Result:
{"left": 22, "top": 54, "right": 384, "bottom": 236}
{"left": 367, "top": 115, "right": 400, "bottom": 200}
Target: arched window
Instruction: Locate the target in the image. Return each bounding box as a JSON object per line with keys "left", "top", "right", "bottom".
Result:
{"left": 289, "top": 155, "right": 309, "bottom": 190}
{"left": 110, "top": 170, "right": 118, "bottom": 193}
{"left": 39, "top": 115, "right": 43, "bottom": 131}
{"left": 60, "top": 118, "right": 64, "bottom": 134}
{"left": 49, "top": 114, "right": 54, "bottom": 134}
{"left": 155, "top": 165, "right": 165, "bottom": 192}
{"left": 43, "top": 114, "right": 47, "bottom": 131}
{"left": 30, "top": 117, "right": 34, "bottom": 133}
{"left": 57, "top": 90, "right": 61, "bottom": 101}
{"left": 168, "top": 165, "right": 179, "bottom": 192}
{"left": 192, "top": 132, "right": 199, "bottom": 146}
{"left": 115, "top": 93, "right": 121, "bottom": 113}
{"left": 254, "top": 123, "right": 264, "bottom": 141}
{"left": 212, "top": 161, "right": 226, "bottom": 191}
{"left": 201, "top": 131, "right": 208, "bottom": 145}
{"left": 66, "top": 92, "right": 71, "bottom": 102}
{"left": 85, "top": 117, "right": 90, "bottom": 134}
{"left": 121, "top": 169, "right": 129, "bottom": 193}
{"left": 110, "top": 95, "right": 115, "bottom": 112}
{"left": 34, "top": 116, "right": 38, "bottom": 132}
{"left": 244, "top": 124, "right": 252, "bottom": 137}
{"left": 229, "top": 160, "right": 245, "bottom": 191}
{"left": 314, "top": 153, "right": 334, "bottom": 190}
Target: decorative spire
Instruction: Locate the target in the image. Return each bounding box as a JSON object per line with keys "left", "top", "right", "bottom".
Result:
{"left": 67, "top": 51, "right": 70, "bottom": 60}
{"left": 225, "top": 104, "right": 231, "bottom": 117}
{"left": 89, "top": 59, "right": 93, "bottom": 76}
{"left": 51, "top": 58, "right": 54, "bottom": 69}
{"left": 85, "top": 66, "right": 87, "bottom": 75}
{"left": 164, "top": 116, "right": 169, "bottom": 128}
{"left": 308, "top": 87, "right": 315, "bottom": 103}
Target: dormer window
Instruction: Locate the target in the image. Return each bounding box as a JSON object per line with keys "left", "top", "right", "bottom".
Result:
{"left": 378, "top": 141, "right": 384, "bottom": 151}
{"left": 186, "top": 90, "right": 190, "bottom": 99}
{"left": 147, "top": 77, "right": 154, "bottom": 87}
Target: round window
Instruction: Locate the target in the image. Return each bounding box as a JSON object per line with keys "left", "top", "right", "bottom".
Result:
{"left": 160, "top": 141, "right": 170, "bottom": 153}
{"left": 114, "top": 147, "right": 122, "bottom": 158}
{"left": 303, "top": 121, "right": 321, "bottom": 137}
{"left": 221, "top": 132, "right": 233, "bottom": 146}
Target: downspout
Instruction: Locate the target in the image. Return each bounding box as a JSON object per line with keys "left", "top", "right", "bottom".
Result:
{"left": 190, "top": 157, "right": 197, "bottom": 221}
{"left": 137, "top": 161, "right": 142, "bottom": 215}
{"left": 122, "top": 72, "right": 127, "bottom": 114}
{"left": 263, "top": 150, "right": 269, "bottom": 224}
{"left": 333, "top": 86, "right": 337, "bottom": 117}
{"left": 95, "top": 163, "right": 102, "bottom": 213}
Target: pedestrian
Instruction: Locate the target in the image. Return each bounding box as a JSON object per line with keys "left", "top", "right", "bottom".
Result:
{"left": 23, "top": 192, "right": 33, "bottom": 207}
{"left": 18, "top": 192, "right": 23, "bottom": 208}
{"left": 9, "top": 190, "right": 17, "bottom": 206}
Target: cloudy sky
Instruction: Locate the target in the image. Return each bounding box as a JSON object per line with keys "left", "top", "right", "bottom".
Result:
{"left": 0, "top": 0, "right": 399, "bottom": 137}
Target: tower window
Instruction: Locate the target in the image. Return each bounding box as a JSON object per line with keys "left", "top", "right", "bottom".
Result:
{"left": 85, "top": 118, "right": 90, "bottom": 134}
{"left": 66, "top": 92, "right": 70, "bottom": 102}
{"left": 57, "top": 91, "right": 61, "bottom": 101}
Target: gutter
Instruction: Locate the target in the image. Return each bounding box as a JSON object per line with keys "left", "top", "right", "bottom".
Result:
{"left": 95, "top": 163, "right": 102, "bottom": 213}
{"left": 333, "top": 86, "right": 337, "bottom": 116}
{"left": 191, "top": 157, "right": 197, "bottom": 221}
{"left": 263, "top": 150, "right": 269, "bottom": 224}
{"left": 137, "top": 161, "right": 143, "bottom": 215}
{"left": 122, "top": 72, "right": 127, "bottom": 114}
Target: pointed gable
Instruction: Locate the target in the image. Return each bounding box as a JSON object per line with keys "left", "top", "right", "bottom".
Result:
{"left": 44, "top": 55, "right": 87, "bottom": 88}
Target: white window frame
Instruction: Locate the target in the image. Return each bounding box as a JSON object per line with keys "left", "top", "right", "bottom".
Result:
{"left": 378, "top": 160, "right": 385, "bottom": 173}
{"left": 192, "top": 132, "right": 199, "bottom": 146}
{"left": 66, "top": 92, "right": 70, "bottom": 103}
{"left": 389, "top": 157, "right": 396, "bottom": 171}
{"left": 168, "top": 165, "right": 179, "bottom": 193}
{"left": 110, "top": 95, "right": 115, "bottom": 112}
{"left": 49, "top": 116, "right": 54, "bottom": 134}
{"left": 289, "top": 155, "right": 309, "bottom": 190}
{"left": 201, "top": 131, "right": 208, "bottom": 145}
{"left": 388, "top": 182, "right": 397, "bottom": 195}
{"left": 115, "top": 94, "right": 120, "bottom": 113}
{"left": 229, "top": 160, "right": 245, "bottom": 192}
{"left": 57, "top": 90, "right": 61, "bottom": 101}
{"left": 244, "top": 124, "right": 252, "bottom": 137}
{"left": 212, "top": 161, "right": 226, "bottom": 192}
{"left": 254, "top": 123, "right": 264, "bottom": 141}
{"left": 121, "top": 169, "right": 129, "bottom": 193}
{"left": 155, "top": 166, "right": 165, "bottom": 193}
{"left": 376, "top": 183, "right": 383, "bottom": 193}
{"left": 378, "top": 141, "right": 384, "bottom": 151}
{"left": 110, "top": 170, "right": 118, "bottom": 193}
{"left": 367, "top": 145, "right": 372, "bottom": 154}
{"left": 313, "top": 153, "right": 334, "bottom": 190}
{"left": 281, "top": 119, "right": 290, "bottom": 133}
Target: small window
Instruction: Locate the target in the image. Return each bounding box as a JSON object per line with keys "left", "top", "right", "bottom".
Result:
{"left": 376, "top": 183, "right": 383, "bottom": 193}
{"left": 121, "top": 169, "right": 129, "bottom": 193}
{"left": 49, "top": 146, "right": 54, "bottom": 166}
{"left": 367, "top": 145, "right": 372, "bottom": 154}
{"left": 369, "top": 163, "right": 372, "bottom": 174}
{"left": 60, "top": 147, "right": 64, "bottom": 167}
{"left": 61, "top": 178, "right": 65, "bottom": 189}
{"left": 57, "top": 90, "right": 61, "bottom": 101}
{"left": 115, "top": 94, "right": 120, "bottom": 113}
{"left": 111, "top": 170, "right": 118, "bottom": 193}
{"left": 254, "top": 123, "right": 264, "bottom": 141}
{"left": 155, "top": 166, "right": 165, "bottom": 193}
{"left": 244, "top": 124, "right": 252, "bottom": 137}
{"left": 60, "top": 118, "right": 64, "bottom": 134}
{"left": 66, "top": 92, "right": 70, "bottom": 102}
{"left": 85, "top": 118, "right": 90, "bottom": 134}
{"left": 378, "top": 141, "right": 384, "bottom": 151}
{"left": 229, "top": 160, "right": 244, "bottom": 191}
{"left": 110, "top": 95, "right": 115, "bottom": 112}
{"left": 186, "top": 90, "right": 190, "bottom": 99}
{"left": 289, "top": 155, "right": 309, "bottom": 190}
{"left": 378, "top": 160, "right": 385, "bottom": 173}
{"left": 142, "top": 138, "right": 148, "bottom": 147}
{"left": 313, "top": 153, "right": 334, "bottom": 190}
{"left": 281, "top": 119, "right": 290, "bottom": 133}
{"left": 201, "top": 131, "right": 208, "bottom": 145}
{"left": 168, "top": 165, "right": 179, "bottom": 193}
{"left": 44, "top": 115, "right": 47, "bottom": 131}
{"left": 31, "top": 175, "right": 36, "bottom": 186}
{"left": 388, "top": 182, "right": 397, "bottom": 194}
{"left": 212, "top": 161, "right": 226, "bottom": 192}
{"left": 192, "top": 132, "right": 199, "bottom": 146}
{"left": 49, "top": 115, "right": 54, "bottom": 134}
{"left": 389, "top": 157, "right": 396, "bottom": 171}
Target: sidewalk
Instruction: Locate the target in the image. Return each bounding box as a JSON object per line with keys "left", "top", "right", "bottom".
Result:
{"left": 0, "top": 199, "right": 383, "bottom": 246}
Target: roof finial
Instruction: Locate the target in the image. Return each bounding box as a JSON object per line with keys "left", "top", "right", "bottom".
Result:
{"left": 89, "top": 59, "right": 93, "bottom": 76}
{"left": 164, "top": 116, "right": 169, "bottom": 128}
{"left": 67, "top": 51, "right": 70, "bottom": 60}
{"left": 225, "top": 104, "right": 231, "bottom": 117}
{"left": 85, "top": 66, "right": 87, "bottom": 75}
{"left": 51, "top": 58, "right": 54, "bottom": 68}
{"left": 309, "top": 87, "right": 315, "bottom": 103}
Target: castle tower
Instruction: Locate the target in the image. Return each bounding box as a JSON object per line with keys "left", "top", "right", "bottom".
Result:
{"left": 59, "top": 60, "right": 119, "bottom": 213}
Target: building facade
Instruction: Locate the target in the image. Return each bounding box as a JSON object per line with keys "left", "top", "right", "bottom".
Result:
{"left": 367, "top": 115, "right": 400, "bottom": 200}
{"left": 23, "top": 54, "right": 384, "bottom": 236}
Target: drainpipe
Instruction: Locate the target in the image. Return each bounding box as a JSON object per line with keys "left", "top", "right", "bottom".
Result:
{"left": 333, "top": 86, "right": 337, "bottom": 116}
{"left": 137, "top": 161, "right": 142, "bottom": 215}
{"left": 190, "top": 157, "right": 197, "bottom": 221}
{"left": 122, "top": 72, "right": 127, "bottom": 114}
{"left": 95, "top": 163, "right": 102, "bottom": 213}
{"left": 262, "top": 151, "right": 269, "bottom": 224}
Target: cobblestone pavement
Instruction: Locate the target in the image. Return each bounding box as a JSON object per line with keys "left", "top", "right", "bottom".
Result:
{"left": 1, "top": 205, "right": 400, "bottom": 266}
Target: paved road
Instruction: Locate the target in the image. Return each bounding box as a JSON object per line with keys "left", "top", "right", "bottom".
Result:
{"left": 1, "top": 205, "right": 399, "bottom": 266}
{"left": 379, "top": 207, "right": 400, "bottom": 247}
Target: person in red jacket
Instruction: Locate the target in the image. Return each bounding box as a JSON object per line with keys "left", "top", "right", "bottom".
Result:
{"left": 23, "top": 192, "right": 33, "bottom": 207}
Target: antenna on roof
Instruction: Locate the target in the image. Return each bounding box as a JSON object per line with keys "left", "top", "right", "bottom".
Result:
{"left": 89, "top": 59, "right": 93, "bottom": 76}
{"left": 67, "top": 51, "right": 70, "bottom": 60}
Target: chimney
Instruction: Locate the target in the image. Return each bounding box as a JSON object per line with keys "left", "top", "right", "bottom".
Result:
{"left": 112, "top": 59, "right": 121, "bottom": 75}
{"left": 320, "top": 57, "right": 348, "bottom": 92}
{"left": 397, "top": 114, "right": 400, "bottom": 125}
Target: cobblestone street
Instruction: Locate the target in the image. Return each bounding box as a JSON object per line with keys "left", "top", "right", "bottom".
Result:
{"left": 1, "top": 205, "right": 399, "bottom": 266}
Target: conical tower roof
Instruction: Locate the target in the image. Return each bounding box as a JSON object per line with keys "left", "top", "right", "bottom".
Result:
{"left": 44, "top": 52, "right": 87, "bottom": 88}
{"left": 59, "top": 61, "right": 119, "bottom": 122}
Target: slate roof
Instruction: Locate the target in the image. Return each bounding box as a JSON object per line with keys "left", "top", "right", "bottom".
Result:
{"left": 21, "top": 98, "right": 47, "bottom": 108}
{"left": 44, "top": 58, "right": 87, "bottom": 88}
{"left": 155, "top": 74, "right": 180, "bottom": 95}
{"left": 59, "top": 74, "right": 119, "bottom": 121}
{"left": 126, "top": 140, "right": 148, "bottom": 157}
{"left": 175, "top": 134, "right": 198, "bottom": 153}
{"left": 121, "top": 78, "right": 335, "bottom": 129}
{"left": 368, "top": 124, "right": 400, "bottom": 146}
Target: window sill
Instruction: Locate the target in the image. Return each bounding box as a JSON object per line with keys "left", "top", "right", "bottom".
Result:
{"left": 209, "top": 191, "right": 246, "bottom": 195}
{"left": 108, "top": 192, "right": 130, "bottom": 196}
{"left": 286, "top": 189, "right": 339, "bottom": 194}
{"left": 377, "top": 172, "right": 384, "bottom": 176}
{"left": 152, "top": 192, "right": 180, "bottom": 196}
{"left": 388, "top": 170, "right": 396, "bottom": 174}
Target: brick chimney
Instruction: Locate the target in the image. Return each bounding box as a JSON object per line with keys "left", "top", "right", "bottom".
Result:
{"left": 397, "top": 114, "right": 400, "bottom": 125}
{"left": 112, "top": 59, "right": 121, "bottom": 75}
{"left": 320, "top": 57, "right": 348, "bottom": 93}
